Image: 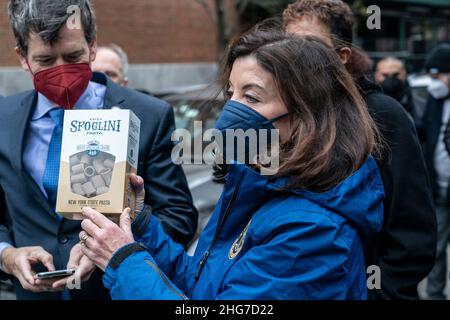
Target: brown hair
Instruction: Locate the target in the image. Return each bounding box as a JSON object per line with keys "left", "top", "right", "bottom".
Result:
{"left": 217, "top": 28, "right": 379, "bottom": 192}
{"left": 282, "top": 0, "right": 373, "bottom": 79}
{"left": 283, "top": 0, "right": 354, "bottom": 46}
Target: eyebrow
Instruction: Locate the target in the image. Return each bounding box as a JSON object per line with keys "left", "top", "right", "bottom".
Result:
{"left": 32, "top": 53, "right": 54, "bottom": 60}
{"left": 242, "top": 83, "right": 265, "bottom": 91}
{"left": 63, "top": 49, "right": 86, "bottom": 57}
{"left": 32, "top": 49, "right": 86, "bottom": 60}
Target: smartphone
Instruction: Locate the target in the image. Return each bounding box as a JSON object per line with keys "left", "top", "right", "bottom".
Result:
{"left": 36, "top": 269, "right": 76, "bottom": 280}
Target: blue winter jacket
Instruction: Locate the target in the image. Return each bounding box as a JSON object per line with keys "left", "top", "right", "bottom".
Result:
{"left": 103, "top": 157, "right": 384, "bottom": 300}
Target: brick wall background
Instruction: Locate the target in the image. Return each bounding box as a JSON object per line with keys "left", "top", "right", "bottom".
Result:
{"left": 0, "top": 0, "right": 233, "bottom": 67}
{"left": 0, "top": 0, "right": 15, "bottom": 66}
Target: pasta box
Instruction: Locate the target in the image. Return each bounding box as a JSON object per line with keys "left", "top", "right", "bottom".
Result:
{"left": 56, "top": 109, "right": 141, "bottom": 220}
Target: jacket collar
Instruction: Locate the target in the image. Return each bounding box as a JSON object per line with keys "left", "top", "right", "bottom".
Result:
{"left": 225, "top": 156, "right": 384, "bottom": 239}
{"left": 32, "top": 80, "right": 107, "bottom": 120}
{"left": 92, "top": 72, "right": 126, "bottom": 109}
{"left": 357, "top": 75, "right": 383, "bottom": 97}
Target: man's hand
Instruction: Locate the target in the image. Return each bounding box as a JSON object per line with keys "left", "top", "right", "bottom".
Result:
{"left": 2, "top": 246, "right": 57, "bottom": 292}
{"left": 80, "top": 207, "right": 135, "bottom": 271}
{"left": 44, "top": 243, "right": 97, "bottom": 291}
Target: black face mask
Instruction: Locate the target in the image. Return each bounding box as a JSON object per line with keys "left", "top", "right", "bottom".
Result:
{"left": 381, "top": 76, "right": 405, "bottom": 101}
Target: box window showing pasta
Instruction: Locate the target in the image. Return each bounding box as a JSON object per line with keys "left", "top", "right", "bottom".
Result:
{"left": 56, "top": 109, "right": 141, "bottom": 221}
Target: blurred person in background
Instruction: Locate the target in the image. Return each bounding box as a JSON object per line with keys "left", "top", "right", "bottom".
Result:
{"left": 92, "top": 43, "right": 129, "bottom": 87}
{"left": 422, "top": 44, "right": 450, "bottom": 300}
{"left": 0, "top": 0, "right": 197, "bottom": 300}
{"left": 283, "top": 0, "right": 436, "bottom": 300}
{"left": 375, "top": 57, "right": 416, "bottom": 120}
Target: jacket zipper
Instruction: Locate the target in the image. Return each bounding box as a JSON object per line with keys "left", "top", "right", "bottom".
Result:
{"left": 145, "top": 259, "right": 188, "bottom": 300}
{"left": 193, "top": 177, "right": 243, "bottom": 288}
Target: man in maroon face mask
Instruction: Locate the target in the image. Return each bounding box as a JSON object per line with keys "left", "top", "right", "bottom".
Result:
{"left": 0, "top": 0, "right": 198, "bottom": 300}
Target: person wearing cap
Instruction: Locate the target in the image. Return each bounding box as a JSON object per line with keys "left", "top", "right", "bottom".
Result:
{"left": 423, "top": 43, "right": 450, "bottom": 300}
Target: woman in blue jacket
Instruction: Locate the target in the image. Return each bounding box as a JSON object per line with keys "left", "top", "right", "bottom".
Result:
{"left": 74, "top": 29, "right": 384, "bottom": 300}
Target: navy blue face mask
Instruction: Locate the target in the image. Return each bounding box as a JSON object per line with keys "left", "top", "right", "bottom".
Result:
{"left": 214, "top": 100, "right": 288, "bottom": 164}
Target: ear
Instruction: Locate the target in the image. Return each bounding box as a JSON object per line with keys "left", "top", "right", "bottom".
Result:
{"left": 16, "top": 47, "right": 31, "bottom": 74}
{"left": 89, "top": 37, "right": 98, "bottom": 63}
{"left": 374, "top": 69, "right": 383, "bottom": 83}
{"left": 122, "top": 77, "right": 129, "bottom": 87}
{"left": 442, "top": 74, "right": 450, "bottom": 86}
{"left": 338, "top": 47, "right": 352, "bottom": 65}
{"left": 400, "top": 69, "right": 408, "bottom": 82}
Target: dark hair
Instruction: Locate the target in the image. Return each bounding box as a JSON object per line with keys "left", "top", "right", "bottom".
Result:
{"left": 282, "top": 0, "right": 373, "bottom": 79}
{"left": 283, "top": 0, "right": 353, "bottom": 46}
{"left": 8, "top": 0, "right": 97, "bottom": 55}
{"left": 215, "top": 27, "right": 380, "bottom": 192}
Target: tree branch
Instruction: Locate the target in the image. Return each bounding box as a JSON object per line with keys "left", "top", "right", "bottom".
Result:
{"left": 236, "top": 0, "right": 250, "bottom": 14}
{"left": 194, "top": 0, "right": 217, "bottom": 23}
